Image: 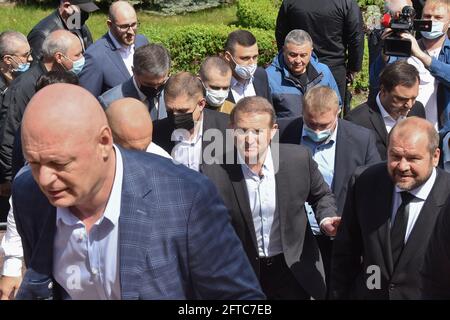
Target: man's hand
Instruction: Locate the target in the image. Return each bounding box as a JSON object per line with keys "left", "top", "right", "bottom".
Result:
{"left": 346, "top": 70, "right": 357, "bottom": 85}
{"left": 0, "top": 275, "right": 22, "bottom": 300}
{"left": 400, "top": 32, "right": 432, "bottom": 67}
{"left": 380, "top": 28, "right": 395, "bottom": 62}
{"left": 0, "top": 181, "right": 11, "bottom": 197}
{"left": 320, "top": 217, "right": 342, "bottom": 237}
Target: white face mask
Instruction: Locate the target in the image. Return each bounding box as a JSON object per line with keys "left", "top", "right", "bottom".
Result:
{"left": 205, "top": 88, "right": 229, "bottom": 107}
{"left": 421, "top": 20, "right": 446, "bottom": 40}
{"left": 230, "top": 55, "right": 257, "bottom": 80}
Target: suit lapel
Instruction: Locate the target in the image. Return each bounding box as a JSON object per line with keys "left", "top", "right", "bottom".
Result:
{"left": 104, "top": 33, "right": 132, "bottom": 79}
{"left": 274, "top": 152, "right": 288, "bottom": 251}
{"left": 118, "top": 148, "right": 154, "bottom": 299}
{"left": 226, "top": 163, "right": 259, "bottom": 252}
{"left": 375, "top": 170, "right": 395, "bottom": 276}
{"left": 368, "top": 101, "right": 388, "bottom": 148}
{"left": 333, "top": 119, "right": 348, "bottom": 198}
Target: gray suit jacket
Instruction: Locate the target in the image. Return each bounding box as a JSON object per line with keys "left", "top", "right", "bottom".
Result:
{"left": 98, "top": 77, "right": 167, "bottom": 120}
{"left": 79, "top": 33, "right": 148, "bottom": 98}
{"left": 202, "top": 143, "right": 338, "bottom": 299}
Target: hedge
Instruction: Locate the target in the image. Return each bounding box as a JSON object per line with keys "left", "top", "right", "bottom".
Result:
{"left": 141, "top": 24, "right": 278, "bottom": 74}
{"left": 236, "top": 0, "right": 280, "bottom": 31}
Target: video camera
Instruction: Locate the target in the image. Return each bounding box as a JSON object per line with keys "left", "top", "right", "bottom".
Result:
{"left": 382, "top": 6, "right": 432, "bottom": 57}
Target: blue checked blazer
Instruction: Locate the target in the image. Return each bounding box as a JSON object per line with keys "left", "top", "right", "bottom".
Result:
{"left": 12, "top": 148, "right": 264, "bottom": 300}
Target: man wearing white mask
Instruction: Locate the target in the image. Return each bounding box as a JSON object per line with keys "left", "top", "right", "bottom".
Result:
{"left": 400, "top": 0, "right": 449, "bottom": 132}
{"left": 223, "top": 30, "right": 272, "bottom": 105}
{"left": 199, "top": 56, "right": 235, "bottom": 114}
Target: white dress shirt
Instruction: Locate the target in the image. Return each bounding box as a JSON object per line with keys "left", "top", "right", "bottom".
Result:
{"left": 230, "top": 76, "right": 256, "bottom": 103}
{"left": 171, "top": 117, "right": 203, "bottom": 172}
{"left": 376, "top": 93, "right": 405, "bottom": 133}
{"left": 146, "top": 142, "right": 172, "bottom": 159}
{"left": 239, "top": 147, "right": 282, "bottom": 257}
{"left": 407, "top": 48, "right": 441, "bottom": 130}
{"left": 0, "top": 198, "right": 23, "bottom": 277}
{"left": 108, "top": 31, "right": 134, "bottom": 76}
{"left": 390, "top": 168, "right": 437, "bottom": 243}
{"left": 53, "top": 146, "right": 123, "bottom": 300}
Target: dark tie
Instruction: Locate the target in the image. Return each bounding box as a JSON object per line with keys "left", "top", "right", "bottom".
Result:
{"left": 391, "top": 191, "right": 415, "bottom": 267}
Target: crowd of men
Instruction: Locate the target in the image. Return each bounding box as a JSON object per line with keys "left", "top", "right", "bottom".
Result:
{"left": 0, "top": 0, "right": 449, "bottom": 300}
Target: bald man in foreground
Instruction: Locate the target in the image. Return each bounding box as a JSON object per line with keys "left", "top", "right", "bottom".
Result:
{"left": 11, "top": 84, "right": 264, "bottom": 300}
{"left": 331, "top": 117, "right": 450, "bottom": 300}
{"left": 106, "top": 97, "right": 170, "bottom": 158}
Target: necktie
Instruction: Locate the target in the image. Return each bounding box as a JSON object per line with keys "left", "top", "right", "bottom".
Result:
{"left": 391, "top": 191, "right": 415, "bottom": 267}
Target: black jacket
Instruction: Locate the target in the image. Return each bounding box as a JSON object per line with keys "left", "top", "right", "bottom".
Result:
{"left": 275, "top": 0, "right": 364, "bottom": 71}
{"left": 0, "top": 62, "right": 47, "bottom": 183}
{"left": 27, "top": 10, "right": 93, "bottom": 62}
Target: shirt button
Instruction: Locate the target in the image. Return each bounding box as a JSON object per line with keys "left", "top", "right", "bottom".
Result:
{"left": 92, "top": 268, "right": 98, "bottom": 275}
{"left": 389, "top": 283, "right": 395, "bottom": 291}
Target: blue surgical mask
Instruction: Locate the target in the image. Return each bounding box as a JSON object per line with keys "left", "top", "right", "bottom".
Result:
{"left": 421, "top": 21, "right": 446, "bottom": 40}
{"left": 11, "top": 57, "right": 30, "bottom": 73}
{"left": 304, "top": 124, "right": 333, "bottom": 143}
{"left": 70, "top": 56, "right": 85, "bottom": 75}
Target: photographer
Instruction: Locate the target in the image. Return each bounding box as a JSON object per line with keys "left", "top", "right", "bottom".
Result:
{"left": 370, "top": 0, "right": 449, "bottom": 133}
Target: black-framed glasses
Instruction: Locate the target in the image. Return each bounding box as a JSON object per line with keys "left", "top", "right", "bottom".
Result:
{"left": 112, "top": 21, "right": 139, "bottom": 32}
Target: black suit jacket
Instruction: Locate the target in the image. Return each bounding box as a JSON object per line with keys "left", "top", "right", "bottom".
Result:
{"left": 152, "top": 108, "right": 229, "bottom": 171}
{"left": 331, "top": 163, "right": 450, "bottom": 300}
{"left": 421, "top": 195, "right": 450, "bottom": 299}
{"left": 227, "top": 67, "right": 273, "bottom": 105}
{"left": 202, "top": 143, "right": 338, "bottom": 299}
{"left": 277, "top": 117, "right": 381, "bottom": 214}
{"left": 345, "top": 100, "right": 426, "bottom": 160}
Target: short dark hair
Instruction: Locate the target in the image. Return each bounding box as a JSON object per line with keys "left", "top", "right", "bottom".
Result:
{"left": 133, "top": 43, "right": 171, "bottom": 77}
{"left": 164, "top": 72, "right": 204, "bottom": 102}
{"left": 379, "top": 60, "right": 420, "bottom": 92}
{"left": 224, "top": 30, "right": 257, "bottom": 55}
{"left": 230, "top": 96, "right": 276, "bottom": 126}
{"left": 199, "top": 56, "right": 231, "bottom": 83}
{"left": 36, "top": 70, "right": 79, "bottom": 91}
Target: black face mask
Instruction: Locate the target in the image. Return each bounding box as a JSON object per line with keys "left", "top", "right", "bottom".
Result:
{"left": 140, "top": 84, "right": 164, "bottom": 99}
{"left": 168, "top": 111, "right": 195, "bottom": 131}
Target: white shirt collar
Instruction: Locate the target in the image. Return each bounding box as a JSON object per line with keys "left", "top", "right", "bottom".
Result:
{"left": 57, "top": 145, "right": 124, "bottom": 227}
{"left": 395, "top": 168, "right": 437, "bottom": 201}
{"left": 376, "top": 93, "right": 397, "bottom": 122}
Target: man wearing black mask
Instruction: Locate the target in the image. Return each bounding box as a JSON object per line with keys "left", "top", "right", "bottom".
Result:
{"left": 99, "top": 43, "right": 169, "bottom": 120}
{"left": 27, "top": 0, "right": 97, "bottom": 62}
{"left": 152, "top": 72, "right": 229, "bottom": 172}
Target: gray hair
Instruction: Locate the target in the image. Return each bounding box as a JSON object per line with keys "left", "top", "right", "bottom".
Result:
{"left": 41, "top": 30, "right": 75, "bottom": 59}
{"left": 0, "top": 31, "right": 28, "bottom": 57}
{"left": 133, "top": 43, "right": 171, "bottom": 77}
{"left": 284, "top": 29, "right": 313, "bottom": 47}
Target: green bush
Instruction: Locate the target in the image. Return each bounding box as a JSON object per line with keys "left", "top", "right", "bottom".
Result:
{"left": 236, "top": 0, "right": 280, "bottom": 31}
{"left": 141, "top": 24, "right": 278, "bottom": 74}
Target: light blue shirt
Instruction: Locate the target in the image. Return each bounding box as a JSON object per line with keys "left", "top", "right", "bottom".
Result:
{"left": 53, "top": 146, "right": 123, "bottom": 300}
{"left": 301, "top": 122, "right": 338, "bottom": 234}
{"left": 239, "top": 147, "right": 282, "bottom": 257}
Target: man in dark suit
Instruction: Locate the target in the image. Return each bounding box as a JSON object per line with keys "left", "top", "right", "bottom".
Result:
{"left": 27, "top": 0, "right": 97, "bottom": 62}
{"left": 12, "top": 83, "right": 264, "bottom": 300}
{"left": 346, "top": 61, "right": 426, "bottom": 160}
{"left": 99, "top": 43, "right": 169, "bottom": 120}
{"left": 331, "top": 117, "right": 450, "bottom": 300}
{"left": 223, "top": 30, "right": 272, "bottom": 105}
{"left": 152, "top": 72, "right": 229, "bottom": 172}
{"left": 78, "top": 1, "right": 148, "bottom": 97}
{"left": 278, "top": 86, "right": 381, "bottom": 281}
{"left": 421, "top": 196, "right": 450, "bottom": 299}
{"left": 202, "top": 96, "right": 341, "bottom": 300}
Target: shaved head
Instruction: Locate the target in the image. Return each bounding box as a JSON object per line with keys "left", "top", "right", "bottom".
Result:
{"left": 22, "top": 84, "right": 115, "bottom": 218}
{"left": 106, "top": 98, "right": 153, "bottom": 151}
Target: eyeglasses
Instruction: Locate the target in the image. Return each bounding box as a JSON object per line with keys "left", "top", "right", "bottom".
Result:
{"left": 112, "top": 21, "right": 139, "bottom": 32}
{"left": 3, "top": 49, "right": 32, "bottom": 61}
